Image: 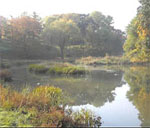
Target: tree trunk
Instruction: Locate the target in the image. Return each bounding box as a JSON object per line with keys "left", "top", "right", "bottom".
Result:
{"left": 59, "top": 39, "right": 65, "bottom": 60}
{"left": 60, "top": 46, "right": 64, "bottom": 60}
{"left": 22, "top": 35, "right": 29, "bottom": 59}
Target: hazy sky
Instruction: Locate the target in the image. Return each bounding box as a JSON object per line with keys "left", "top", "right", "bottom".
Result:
{"left": 0, "top": 0, "right": 140, "bottom": 31}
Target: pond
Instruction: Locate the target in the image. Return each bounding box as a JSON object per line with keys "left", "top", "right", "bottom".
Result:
{"left": 4, "top": 63, "right": 150, "bottom": 127}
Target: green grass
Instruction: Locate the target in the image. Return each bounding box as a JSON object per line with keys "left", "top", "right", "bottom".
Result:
{"left": 0, "top": 85, "right": 67, "bottom": 127}
{"left": 0, "top": 85, "right": 101, "bottom": 127}
{"left": 28, "top": 63, "right": 87, "bottom": 75}
{"left": 0, "top": 108, "right": 32, "bottom": 127}
{"left": 28, "top": 64, "right": 48, "bottom": 74}
{"left": 48, "top": 66, "right": 86, "bottom": 75}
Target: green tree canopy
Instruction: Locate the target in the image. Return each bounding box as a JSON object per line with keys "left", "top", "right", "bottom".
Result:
{"left": 43, "top": 18, "right": 80, "bottom": 59}
{"left": 124, "top": 0, "right": 150, "bottom": 62}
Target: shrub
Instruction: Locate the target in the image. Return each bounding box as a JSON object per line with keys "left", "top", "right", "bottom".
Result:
{"left": 0, "top": 85, "right": 66, "bottom": 126}
{"left": 0, "top": 85, "right": 64, "bottom": 110}
{"left": 0, "top": 70, "right": 12, "bottom": 82}
{"left": 0, "top": 85, "right": 101, "bottom": 127}
{"left": 31, "top": 86, "right": 64, "bottom": 108}
{"left": 71, "top": 109, "right": 101, "bottom": 127}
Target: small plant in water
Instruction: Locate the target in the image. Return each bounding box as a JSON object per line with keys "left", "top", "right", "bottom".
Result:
{"left": 63, "top": 108, "right": 102, "bottom": 127}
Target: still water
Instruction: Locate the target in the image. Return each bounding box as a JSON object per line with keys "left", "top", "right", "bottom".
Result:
{"left": 7, "top": 64, "right": 150, "bottom": 126}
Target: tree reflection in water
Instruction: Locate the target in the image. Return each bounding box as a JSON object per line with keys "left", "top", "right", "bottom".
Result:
{"left": 124, "top": 66, "right": 150, "bottom": 126}
{"left": 51, "top": 70, "right": 123, "bottom": 107}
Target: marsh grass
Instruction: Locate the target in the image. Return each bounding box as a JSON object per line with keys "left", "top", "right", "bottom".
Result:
{"left": 29, "top": 64, "right": 48, "bottom": 74}
{"left": 28, "top": 63, "right": 87, "bottom": 75}
{"left": 0, "top": 85, "right": 101, "bottom": 127}
{"left": 0, "top": 108, "right": 32, "bottom": 127}
{"left": 0, "top": 85, "right": 67, "bottom": 127}
{"left": 48, "top": 66, "right": 86, "bottom": 75}
{"left": 76, "top": 56, "right": 131, "bottom": 65}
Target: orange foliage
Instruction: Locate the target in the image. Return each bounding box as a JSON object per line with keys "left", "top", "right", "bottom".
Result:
{"left": 9, "top": 16, "right": 41, "bottom": 41}
{"left": 0, "top": 85, "right": 66, "bottom": 126}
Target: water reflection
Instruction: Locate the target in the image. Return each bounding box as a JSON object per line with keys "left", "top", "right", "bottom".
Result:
{"left": 124, "top": 66, "right": 150, "bottom": 126}
{"left": 51, "top": 70, "right": 123, "bottom": 106}
{"left": 9, "top": 65, "right": 123, "bottom": 107}
{"left": 6, "top": 64, "right": 150, "bottom": 126}
{"left": 72, "top": 84, "right": 141, "bottom": 126}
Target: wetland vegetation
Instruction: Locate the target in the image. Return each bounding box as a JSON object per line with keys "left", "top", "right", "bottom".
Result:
{"left": 28, "top": 63, "right": 87, "bottom": 75}
{"left": 1, "top": 0, "right": 150, "bottom": 127}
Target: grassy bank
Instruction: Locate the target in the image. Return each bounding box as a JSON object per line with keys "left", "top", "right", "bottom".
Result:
{"left": 75, "top": 56, "right": 150, "bottom": 66}
{"left": 29, "top": 63, "right": 87, "bottom": 75}
{"left": 0, "top": 85, "right": 101, "bottom": 127}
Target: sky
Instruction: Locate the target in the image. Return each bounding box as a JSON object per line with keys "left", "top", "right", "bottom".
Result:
{"left": 0, "top": 0, "right": 140, "bottom": 31}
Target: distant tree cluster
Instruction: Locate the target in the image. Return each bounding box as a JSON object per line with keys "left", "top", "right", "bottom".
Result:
{"left": 0, "top": 11, "right": 125, "bottom": 59}
{"left": 124, "top": 0, "right": 150, "bottom": 62}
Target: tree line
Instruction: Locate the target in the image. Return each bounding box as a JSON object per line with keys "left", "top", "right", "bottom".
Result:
{"left": 124, "top": 0, "right": 150, "bottom": 63}
{"left": 0, "top": 11, "right": 125, "bottom": 60}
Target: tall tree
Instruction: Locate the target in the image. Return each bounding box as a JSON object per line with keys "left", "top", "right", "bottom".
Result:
{"left": 9, "top": 15, "right": 42, "bottom": 58}
{"left": 43, "top": 18, "right": 80, "bottom": 59}
{"left": 86, "top": 11, "right": 124, "bottom": 56}
{"left": 124, "top": 0, "right": 150, "bottom": 62}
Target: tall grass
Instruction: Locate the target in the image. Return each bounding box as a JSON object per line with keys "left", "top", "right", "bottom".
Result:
{"left": 0, "top": 85, "right": 101, "bottom": 127}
